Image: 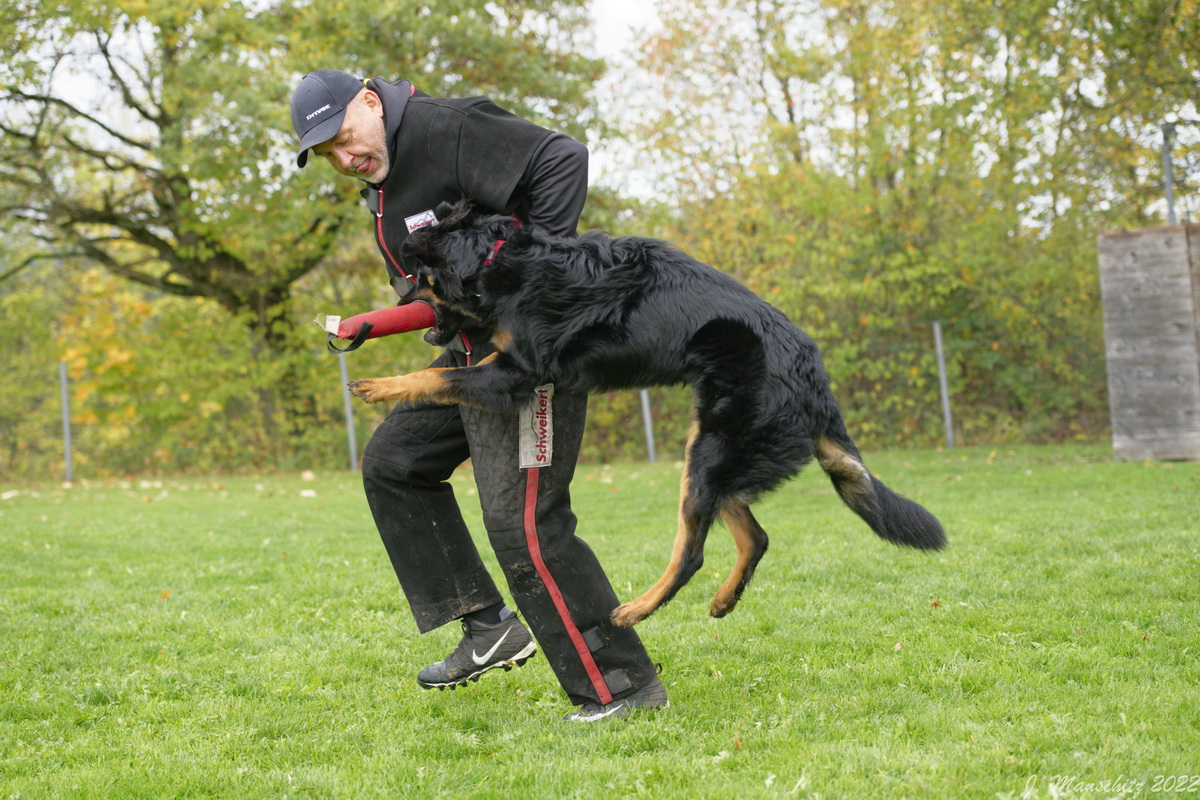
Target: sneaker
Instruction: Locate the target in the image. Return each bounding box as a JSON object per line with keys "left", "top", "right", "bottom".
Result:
{"left": 417, "top": 608, "right": 537, "bottom": 690}
{"left": 562, "top": 676, "right": 670, "bottom": 722}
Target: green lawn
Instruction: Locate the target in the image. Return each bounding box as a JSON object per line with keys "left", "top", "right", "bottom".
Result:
{"left": 2, "top": 445, "right": 1197, "bottom": 798}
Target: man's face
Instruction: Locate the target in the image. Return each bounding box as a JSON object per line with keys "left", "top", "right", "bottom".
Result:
{"left": 312, "top": 89, "right": 389, "bottom": 184}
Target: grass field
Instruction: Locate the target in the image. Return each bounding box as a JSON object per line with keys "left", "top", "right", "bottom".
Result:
{"left": 2, "top": 444, "right": 1198, "bottom": 799}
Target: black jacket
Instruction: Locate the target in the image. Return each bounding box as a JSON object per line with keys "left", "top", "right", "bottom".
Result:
{"left": 362, "top": 78, "right": 589, "bottom": 299}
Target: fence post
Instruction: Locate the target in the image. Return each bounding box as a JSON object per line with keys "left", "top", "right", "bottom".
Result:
{"left": 59, "top": 361, "right": 74, "bottom": 481}
{"left": 932, "top": 321, "right": 955, "bottom": 449}
{"left": 639, "top": 389, "right": 656, "bottom": 463}
{"left": 1163, "top": 122, "right": 1178, "bottom": 225}
{"left": 338, "top": 352, "right": 359, "bottom": 470}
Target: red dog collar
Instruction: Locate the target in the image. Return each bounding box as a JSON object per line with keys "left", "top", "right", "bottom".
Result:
{"left": 483, "top": 239, "right": 506, "bottom": 266}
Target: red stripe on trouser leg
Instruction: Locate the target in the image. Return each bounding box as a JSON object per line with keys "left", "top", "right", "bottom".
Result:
{"left": 523, "top": 467, "right": 614, "bottom": 705}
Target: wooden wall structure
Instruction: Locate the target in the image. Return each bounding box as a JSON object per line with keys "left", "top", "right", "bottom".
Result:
{"left": 1097, "top": 224, "right": 1200, "bottom": 461}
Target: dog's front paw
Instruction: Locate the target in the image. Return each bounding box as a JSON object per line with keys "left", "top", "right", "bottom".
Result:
{"left": 611, "top": 601, "right": 650, "bottom": 628}
{"left": 347, "top": 378, "right": 392, "bottom": 404}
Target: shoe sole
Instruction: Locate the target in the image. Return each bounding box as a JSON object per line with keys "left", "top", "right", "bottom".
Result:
{"left": 417, "top": 641, "right": 538, "bottom": 690}
{"left": 563, "top": 698, "right": 670, "bottom": 722}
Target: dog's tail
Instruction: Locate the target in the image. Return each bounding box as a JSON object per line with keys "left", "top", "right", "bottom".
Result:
{"left": 814, "top": 427, "right": 945, "bottom": 550}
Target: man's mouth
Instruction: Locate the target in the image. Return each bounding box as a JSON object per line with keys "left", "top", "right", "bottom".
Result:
{"left": 355, "top": 158, "right": 373, "bottom": 174}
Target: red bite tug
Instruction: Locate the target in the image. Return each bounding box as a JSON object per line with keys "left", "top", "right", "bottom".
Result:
{"left": 319, "top": 303, "right": 436, "bottom": 352}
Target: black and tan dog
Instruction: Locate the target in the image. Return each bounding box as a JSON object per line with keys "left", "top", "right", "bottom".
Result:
{"left": 348, "top": 201, "right": 945, "bottom": 627}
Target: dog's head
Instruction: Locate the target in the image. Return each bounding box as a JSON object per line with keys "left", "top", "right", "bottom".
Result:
{"left": 396, "top": 200, "right": 520, "bottom": 344}
{"left": 401, "top": 201, "right": 519, "bottom": 302}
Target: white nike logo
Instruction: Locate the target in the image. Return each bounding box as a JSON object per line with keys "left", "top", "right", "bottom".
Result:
{"left": 471, "top": 626, "right": 512, "bottom": 665}
{"left": 575, "top": 704, "right": 626, "bottom": 722}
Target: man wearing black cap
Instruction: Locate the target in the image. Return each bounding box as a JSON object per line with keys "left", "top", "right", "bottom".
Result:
{"left": 290, "top": 70, "right": 668, "bottom": 721}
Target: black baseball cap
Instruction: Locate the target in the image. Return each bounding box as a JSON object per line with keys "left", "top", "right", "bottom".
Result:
{"left": 291, "top": 70, "right": 365, "bottom": 167}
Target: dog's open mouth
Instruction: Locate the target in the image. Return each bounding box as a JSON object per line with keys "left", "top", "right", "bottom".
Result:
{"left": 417, "top": 302, "right": 459, "bottom": 347}
{"left": 424, "top": 324, "right": 455, "bottom": 347}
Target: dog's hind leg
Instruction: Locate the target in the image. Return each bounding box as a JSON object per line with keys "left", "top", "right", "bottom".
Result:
{"left": 709, "top": 502, "right": 768, "bottom": 618}
{"left": 611, "top": 421, "right": 717, "bottom": 627}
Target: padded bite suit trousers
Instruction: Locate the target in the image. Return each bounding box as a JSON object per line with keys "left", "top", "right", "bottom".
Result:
{"left": 360, "top": 347, "right": 658, "bottom": 706}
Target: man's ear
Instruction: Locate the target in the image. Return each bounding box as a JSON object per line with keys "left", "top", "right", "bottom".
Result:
{"left": 359, "top": 88, "right": 384, "bottom": 118}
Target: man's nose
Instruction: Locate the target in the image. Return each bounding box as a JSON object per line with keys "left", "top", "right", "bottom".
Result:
{"left": 333, "top": 146, "right": 355, "bottom": 170}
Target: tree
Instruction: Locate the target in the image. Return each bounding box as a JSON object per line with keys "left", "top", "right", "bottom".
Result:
{"left": 621, "top": 0, "right": 1198, "bottom": 445}
{"left": 0, "top": 0, "right": 601, "bottom": 462}
{"left": 0, "top": 0, "right": 600, "bottom": 343}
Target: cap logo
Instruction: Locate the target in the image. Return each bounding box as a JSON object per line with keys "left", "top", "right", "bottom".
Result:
{"left": 306, "top": 103, "right": 332, "bottom": 121}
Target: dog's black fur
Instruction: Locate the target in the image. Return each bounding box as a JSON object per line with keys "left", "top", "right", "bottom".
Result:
{"left": 348, "top": 201, "right": 945, "bottom": 626}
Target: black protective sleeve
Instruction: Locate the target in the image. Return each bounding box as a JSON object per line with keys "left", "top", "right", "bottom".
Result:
{"left": 510, "top": 134, "right": 589, "bottom": 238}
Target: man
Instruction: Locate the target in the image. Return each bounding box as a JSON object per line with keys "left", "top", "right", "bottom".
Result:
{"left": 290, "top": 70, "right": 668, "bottom": 721}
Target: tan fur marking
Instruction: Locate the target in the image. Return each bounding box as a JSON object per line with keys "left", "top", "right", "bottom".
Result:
{"left": 816, "top": 435, "right": 874, "bottom": 501}
{"left": 347, "top": 368, "right": 457, "bottom": 406}
{"left": 416, "top": 280, "right": 483, "bottom": 321}
{"left": 490, "top": 328, "right": 513, "bottom": 352}
{"left": 451, "top": 305, "right": 483, "bottom": 321}
{"left": 612, "top": 419, "right": 700, "bottom": 627}
{"left": 709, "top": 503, "right": 757, "bottom": 618}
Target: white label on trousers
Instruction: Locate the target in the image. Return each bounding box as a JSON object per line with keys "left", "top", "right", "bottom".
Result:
{"left": 518, "top": 384, "right": 554, "bottom": 469}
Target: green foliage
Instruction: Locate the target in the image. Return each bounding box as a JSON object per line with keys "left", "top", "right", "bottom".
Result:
{"left": 3, "top": 0, "right": 1198, "bottom": 473}
{"left": 277, "top": 0, "right": 601, "bottom": 138}
{"left": 625, "top": 0, "right": 1198, "bottom": 448}
{"left": 0, "top": 267, "right": 65, "bottom": 477}
{"left": 581, "top": 387, "right": 693, "bottom": 465}
{"left": 0, "top": 0, "right": 602, "bottom": 328}
{"left": 0, "top": 264, "right": 433, "bottom": 479}
{"left": 0, "top": 0, "right": 600, "bottom": 321}
{"left": 0, "top": 0, "right": 606, "bottom": 477}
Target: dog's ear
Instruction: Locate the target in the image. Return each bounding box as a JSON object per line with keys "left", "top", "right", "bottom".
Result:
{"left": 432, "top": 199, "right": 478, "bottom": 232}
{"left": 432, "top": 263, "right": 464, "bottom": 303}
{"left": 400, "top": 240, "right": 465, "bottom": 305}
{"left": 403, "top": 226, "right": 437, "bottom": 264}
